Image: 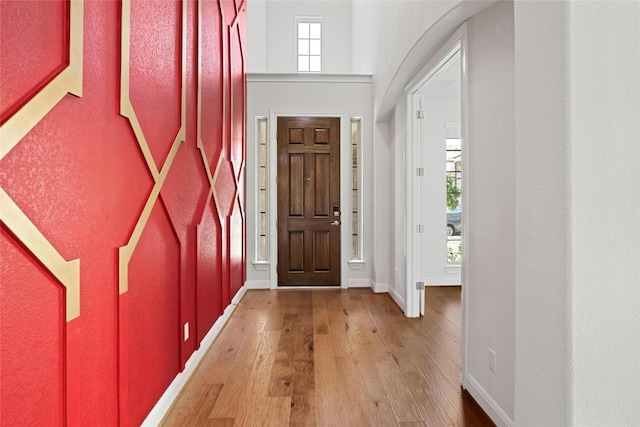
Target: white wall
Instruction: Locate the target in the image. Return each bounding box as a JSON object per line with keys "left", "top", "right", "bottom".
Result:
{"left": 466, "top": 1, "right": 515, "bottom": 422}
{"left": 380, "top": 1, "right": 516, "bottom": 423}
{"left": 247, "top": 0, "right": 373, "bottom": 74}
{"left": 513, "top": 1, "right": 571, "bottom": 423}
{"left": 514, "top": 1, "right": 640, "bottom": 425}
{"left": 247, "top": 0, "right": 353, "bottom": 74}
{"left": 569, "top": 2, "right": 640, "bottom": 424}
{"left": 245, "top": 76, "right": 374, "bottom": 288}
{"left": 371, "top": 1, "right": 496, "bottom": 120}
{"left": 350, "top": 1, "right": 373, "bottom": 74}
{"left": 246, "top": 0, "right": 267, "bottom": 72}
{"left": 371, "top": 0, "right": 459, "bottom": 113}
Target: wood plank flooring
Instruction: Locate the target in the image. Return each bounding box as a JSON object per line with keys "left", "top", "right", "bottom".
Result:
{"left": 161, "top": 287, "right": 494, "bottom": 426}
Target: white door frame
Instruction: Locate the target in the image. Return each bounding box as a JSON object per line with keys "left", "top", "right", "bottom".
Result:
{"left": 268, "top": 110, "right": 351, "bottom": 290}
{"left": 403, "top": 23, "right": 469, "bottom": 388}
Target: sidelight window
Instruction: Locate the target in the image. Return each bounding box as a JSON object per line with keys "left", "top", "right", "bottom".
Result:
{"left": 297, "top": 18, "right": 322, "bottom": 73}
{"left": 351, "top": 118, "right": 363, "bottom": 261}
{"left": 256, "top": 117, "right": 268, "bottom": 262}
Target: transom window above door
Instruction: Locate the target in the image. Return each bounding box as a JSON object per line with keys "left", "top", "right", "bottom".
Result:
{"left": 297, "top": 18, "right": 322, "bottom": 73}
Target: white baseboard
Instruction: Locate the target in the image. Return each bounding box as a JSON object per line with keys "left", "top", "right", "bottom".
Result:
{"left": 386, "top": 284, "right": 406, "bottom": 312}
{"left": 245, "top": 279, "right": 271, "bottom": 289}
{"left": 141, "top": 285, "right": 248, "bottom": 426}
{"left": 348, "top": 278, "right": 373, "bottom": 288}
{"left": 464, "top": 373, "right": 513, "bottom": 427}
{"left": 372, "top": 282, "right": 388, "bottom": 293}
{"left": 231, "top": 286, "right": 247, "bottom": 305}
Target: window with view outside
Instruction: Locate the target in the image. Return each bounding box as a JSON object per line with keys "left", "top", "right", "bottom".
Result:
{"left": 297, "top": 19, "right": 321, "bottom": 73}
{"left": 446, "top": 130, "right": 462, "bottom": 263}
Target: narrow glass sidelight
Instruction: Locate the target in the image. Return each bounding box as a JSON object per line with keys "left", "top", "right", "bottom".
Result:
{"left": 351, "top": 118, "right": 363, "bottom": 260}
{"left": 257, "top": 117, "right": 268, "bottom": 262}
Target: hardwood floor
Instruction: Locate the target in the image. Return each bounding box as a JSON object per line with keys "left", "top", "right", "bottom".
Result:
{"left": 161, "top": 287, "right": 494, "bottom": 426}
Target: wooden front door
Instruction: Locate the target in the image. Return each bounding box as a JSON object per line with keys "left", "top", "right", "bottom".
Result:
{"left": 277, "top": 117, "right": 341, "bottom": 286}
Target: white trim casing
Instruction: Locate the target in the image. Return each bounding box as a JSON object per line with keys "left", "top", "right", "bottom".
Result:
{"left": 459, "top": 25, "right": 470, "bottom": 390}
{"left": 252, "top": 261, "right": 269, "bottom": 271}
{"left": 403, "top": 22, "right": 470, "bottom": 386}
{"left": 348, "top": 260, "right": 365, "bottom": 270}
{"left": 404, "top": 26, "right": 466, "bottom": 317}
{"left": 268, "top": 110, "right": 352, "bottom": 290}
{"left": 247, "top": 74, "right": 371, "bottom": 84}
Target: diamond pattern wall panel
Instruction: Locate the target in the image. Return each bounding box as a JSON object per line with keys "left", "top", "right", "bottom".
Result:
{"left": 127, "top": 198, "right": 181, "bottom": 426}
{"left": 199, "top": 0, "right": 224, "bottom": 172}
{"left": 0, "top": 228, "right": 65, "bottom": 426}
{"left": 230, "top": 24, "right": 245, "bottom": 179}
{"left": 0, "top": 0, "right": 246, "bottom": 424}
{"left": 230, "top": 197, "right": 244, "bottom": 297}
{"left": 128, "top": 0, "right": 183, "bottom": 171}
{"left": 197, "top": 196, "right": 223, "bottom": 342}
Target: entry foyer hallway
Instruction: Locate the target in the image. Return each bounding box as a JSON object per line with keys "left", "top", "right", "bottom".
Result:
{"left": 161, "top": 288, "right": 493, "bottom": 426}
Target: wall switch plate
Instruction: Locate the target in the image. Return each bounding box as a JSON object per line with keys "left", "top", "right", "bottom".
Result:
{"left": 184, "top": 322, "right": 190, "bottom": 341}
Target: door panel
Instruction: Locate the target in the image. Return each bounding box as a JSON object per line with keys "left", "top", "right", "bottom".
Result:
{"left": 289, "top": 154, "right": 305, "bottom": 216}
{"left": 288, "top": 231, "right": 305, "bottom": 271}
{"left": 313, "top": 231, "right": 330, "bottom": 271}
{"left": 277, "top": 117, "right": 340, "bottom": 286}
{"left": 314, "top": 154, "right": 330, "bottom": 216}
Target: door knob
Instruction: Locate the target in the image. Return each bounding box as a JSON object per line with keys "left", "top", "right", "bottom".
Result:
{"left": 330, "top": 220, "right": 340, "bottom": 226}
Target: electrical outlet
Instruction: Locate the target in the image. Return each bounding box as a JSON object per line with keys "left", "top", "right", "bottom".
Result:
{"left": 395, "top": 268, "right": 399, "bottom": 281}
{"left": 489, "top": 348, "right": 496, "bottom": 373}
{"left": 184, "top": 322, "right": 190, "bottom": 342}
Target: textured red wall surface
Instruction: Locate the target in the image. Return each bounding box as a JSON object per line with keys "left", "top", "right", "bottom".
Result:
{"left": 0, "top": 0, "right": 246, "bottom": 424}
{"left": 0, "top": 0, "right": 69, "bottom": 124}
{"left": 0, "top": 227, "right": 65, "bottom": 426}
{"left": 197, "top": 197, "right": 223, "bottom": 342}
{"left": 127, "top": 199, "right": 181, "bottom": 426}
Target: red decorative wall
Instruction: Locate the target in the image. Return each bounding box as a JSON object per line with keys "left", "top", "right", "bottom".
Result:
{"left": 0, "top": 0, "right": 246, "bottom": 425}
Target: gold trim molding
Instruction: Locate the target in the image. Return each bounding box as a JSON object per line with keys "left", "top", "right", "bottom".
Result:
{"left": 0, "top": 0, "right": 84, "bottom": 160}
{"left": 0, "top": 0, "right": 84, "bottom": 322}
{"left": 0, "top": 189, "right": 81, "bottom": 321}
{"left": 196, "top": 0, "right": 226, "bottom": 221}
{"left": 118, "top": 0, "right": 187, "bottom": 294}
